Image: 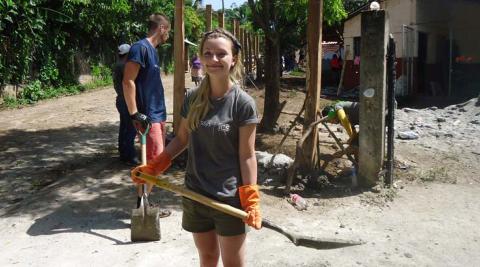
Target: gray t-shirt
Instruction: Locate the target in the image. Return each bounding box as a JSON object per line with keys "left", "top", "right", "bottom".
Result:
{"left": 335, "top": 101, "right": 359, "bottom": 126}
{"left": 180, "top": 85, "right": 259, "bottom": 207}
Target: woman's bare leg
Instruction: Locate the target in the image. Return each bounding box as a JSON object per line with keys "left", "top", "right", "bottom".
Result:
{"left": 218, "top": 233, "right": 246, "bottom": 267}
{"left": 193, "top": 230, "right": 220, "bottom": 267}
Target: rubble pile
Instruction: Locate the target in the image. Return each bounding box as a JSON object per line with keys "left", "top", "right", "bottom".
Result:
{"left": 395, "top": 96, "right": 480, "bottom": 154}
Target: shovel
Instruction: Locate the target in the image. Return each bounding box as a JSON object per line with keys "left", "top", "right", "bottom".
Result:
{"left": 130, "top": 124, "right": 161, "bottom": 242}
{"left": 134, "top": 171, "right": 364, "bottom": 249}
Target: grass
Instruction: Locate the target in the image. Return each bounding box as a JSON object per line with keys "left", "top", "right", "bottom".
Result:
{"left": 289, "top": 69, "right": 306, "bottom": 77}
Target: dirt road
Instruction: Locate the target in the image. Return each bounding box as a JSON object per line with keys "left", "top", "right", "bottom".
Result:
{"left": 1, "top": 75, "right": 479, "bottom": 266}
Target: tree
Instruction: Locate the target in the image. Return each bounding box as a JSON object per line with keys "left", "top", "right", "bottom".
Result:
{"left": 247, "top": 0, "right": 347, "bottom": 132}
{"left": 0, "top": 0, "right": 204, "bottom": 87}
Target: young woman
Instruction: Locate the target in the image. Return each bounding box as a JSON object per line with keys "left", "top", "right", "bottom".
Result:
{"left": 131, "top": 28, "right": 261, "bottom": 267}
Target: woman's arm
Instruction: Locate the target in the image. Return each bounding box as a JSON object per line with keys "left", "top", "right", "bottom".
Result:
{"left": 239, "top": 124, "right": 257, "bottom": 185}
{"left": 165, "top": 117, "right": 190, "bottom": 159}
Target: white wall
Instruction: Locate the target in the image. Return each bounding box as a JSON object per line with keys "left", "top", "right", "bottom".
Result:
{"left": 343, "top": 15, "right": 361, "bottom": 60}
{"left": 343, "top": 0, "right": 416, "bottom": 59}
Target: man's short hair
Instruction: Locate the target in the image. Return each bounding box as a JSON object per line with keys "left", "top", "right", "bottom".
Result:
{"left": 148, "top": 13, "right": 170, "bottom": 32}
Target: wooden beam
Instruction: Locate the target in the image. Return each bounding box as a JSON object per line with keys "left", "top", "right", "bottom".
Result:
{"left": 206, "top": 4, "right": 212, "bottom": 31}
{"left": 256, "top": 35, "right": 262, "bottom": 81}
{"left": 240, "top": 28, "right": 245, "bottom": 66}
{"left": 218, "top": 11, "right": 224, "bottom": 28}
{"left": 302, "top": 0, "right": 323, "bottom": 170}
{"left": 358, "top": 10, "right": 388, "bottom": 187}
{"left": 247, "top": 32, "right": 253, "bottom": 74}
{"left": 173, "top": 0, "right": 185, "bottom": 134}
{"left": 234, "top": 20, "right": 240, "bottom": 40}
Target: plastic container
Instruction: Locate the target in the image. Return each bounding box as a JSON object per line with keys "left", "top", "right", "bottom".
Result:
{"left": 289, "top": 194, "right": 308, "bottom": 211}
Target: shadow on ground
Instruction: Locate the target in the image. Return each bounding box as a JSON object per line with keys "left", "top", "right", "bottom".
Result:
{"left": 0, "top": 123, "right": 183, "bottom": 244}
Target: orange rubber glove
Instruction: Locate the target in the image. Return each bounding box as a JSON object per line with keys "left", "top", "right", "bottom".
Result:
{"left": 130, "top": 151, "right": 172, "bottom": 184}
{"left": 238, "top": 184, "right": 262, "bottom": 229}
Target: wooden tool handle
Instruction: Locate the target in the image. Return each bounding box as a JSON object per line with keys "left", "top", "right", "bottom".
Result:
{"left": 137, "top": 172, "right": 248, "bottom": 219}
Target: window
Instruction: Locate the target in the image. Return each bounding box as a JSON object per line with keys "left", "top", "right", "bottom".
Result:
{"left": 353, "top": 37, "right": 361, "bottom": 57}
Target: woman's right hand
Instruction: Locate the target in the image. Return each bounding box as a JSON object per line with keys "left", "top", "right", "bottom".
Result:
{"left": 130, "top": 152, "right": 172, "bottom": 184}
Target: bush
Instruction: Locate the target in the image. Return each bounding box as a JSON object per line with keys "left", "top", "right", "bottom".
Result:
{"left": 20, "top": 80, "right": 44, "bottom": 103}
{"left": 91, "top": 63, "right": 112, "bottom": 83}
{"left": 164, "top": 61, "right": 174, "bottom": 75}
{"left": 39, "top": 55, "right": 60, "bottom": 86}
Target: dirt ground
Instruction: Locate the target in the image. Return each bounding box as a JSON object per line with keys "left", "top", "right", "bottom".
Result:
{"left": 1, "top": 74, "right": 479, "bottom": 267}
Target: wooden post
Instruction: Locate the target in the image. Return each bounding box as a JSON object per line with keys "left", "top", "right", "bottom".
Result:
{"left": 252, "top": 34, "right": 257, "bottom": 70}
{"left": 256, "top": 35, "right": 263, "bottom": 81}
{"left": 240, "top": 28, "right": 245, "bottom": 66}
{"left": 218, "top": 12, "right": 224, "bottom": 28}
{"left": 173, "top": 0, "right": 185, "bottom": 134}
{"left": 206, "top": 4, "right": 212, "bottom": 31}
{"left": 248, "top": 32, "right": 253, "bottom": 74}
{"left": 302, "top": 0, "right": 323, "bottom": 170}
{"left": 234, "top": 20, "right": 240, "bottom": 40}
{"left": 358, "top": 10, "right": 388, "bottom": 187}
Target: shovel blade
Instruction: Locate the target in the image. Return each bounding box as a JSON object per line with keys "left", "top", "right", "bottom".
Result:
{"left": 131, "top": 203, "right": 161, "bottom": 242}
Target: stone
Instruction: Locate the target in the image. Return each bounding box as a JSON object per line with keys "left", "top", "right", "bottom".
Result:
{"left": 437, "top": 117, "right": 446, "bottom": 123}
{"left": 403, "top": 108, "right": 418, "bottom": 113}
{"left": 404, "top": 252, "right": 413, "bottom": 258}
{"left": 397, "top": 131, "right": 419, "bottom": 140}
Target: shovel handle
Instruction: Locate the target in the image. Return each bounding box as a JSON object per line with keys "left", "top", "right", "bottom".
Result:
{"left": 137, "top": 124, "right": 151, "bottom": 165}
{"left": 136, "top": 172, "right": 248, "bottom": 220}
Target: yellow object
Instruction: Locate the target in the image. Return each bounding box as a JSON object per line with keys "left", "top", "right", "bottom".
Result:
{"left": 336, "top": 108, "right": 355, "bottom": 139}
{"left": 238, "top": 184, "right": 262, "bottom": 229}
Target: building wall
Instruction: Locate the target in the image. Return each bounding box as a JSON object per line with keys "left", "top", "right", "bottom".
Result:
{"left": 342, "top": 0, "right": 480, "bottom": 97}
{"left": 342, "top": 0, "right": 416, "bottom": 91}
{"left": 343, "top": 15, "right": 361, "bottom": 61}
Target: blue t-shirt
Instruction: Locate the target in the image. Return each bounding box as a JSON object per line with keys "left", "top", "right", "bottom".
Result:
{"left": 127, "top": 39, "right": 166, "bottom": 122}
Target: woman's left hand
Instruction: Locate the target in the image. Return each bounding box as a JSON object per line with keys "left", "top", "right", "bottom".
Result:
{"left": 239, "top": 184, "right": 262, "bottom": 229}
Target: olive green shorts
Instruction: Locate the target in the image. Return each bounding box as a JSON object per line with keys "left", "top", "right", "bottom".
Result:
{"left": 182, "top": 197, "right": 248, "bottom": 236}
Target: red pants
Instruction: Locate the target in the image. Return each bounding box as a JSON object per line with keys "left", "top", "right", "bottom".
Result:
{"left": 146, "top": 122, "right": 166, "bottom": 162}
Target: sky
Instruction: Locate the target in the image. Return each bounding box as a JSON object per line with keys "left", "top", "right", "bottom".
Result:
{"left": 204, "top": 0, "right": 248, "bottom": 11}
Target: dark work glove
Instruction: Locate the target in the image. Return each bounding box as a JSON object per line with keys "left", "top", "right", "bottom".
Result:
{"left": 130, "top": 112, "right": 151, "bottom": 131}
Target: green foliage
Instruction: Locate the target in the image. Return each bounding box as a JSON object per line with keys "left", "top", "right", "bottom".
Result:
{"left": 1, "top": 0, "right": 203, "bottom": 88}
{"left": 20, "top": 81, "right": 44, "bottom": 103}
{"left": 39, "top": 55, "right": 60, "bottom": 86}
{"left": 244, "top": 0, "right": 347, "bottom": 53}
{"left": 91, "top": 63, "right": 112, "bottom": 83}
{"left": 166, "top": 62, "right": 175, "bottom": 75}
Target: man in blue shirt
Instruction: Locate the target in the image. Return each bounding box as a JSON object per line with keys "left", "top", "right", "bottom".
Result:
{"left": 123, "top": 13, "right": 170, "bottom": 209}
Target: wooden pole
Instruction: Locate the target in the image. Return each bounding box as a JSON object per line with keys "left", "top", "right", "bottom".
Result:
{"left": 256, "top": 35, "right": 263, "bottom": 81}
{"left": 173, "top": 0, "right": 185, "bottom": 134}
{"left": 248, "top": 32, "right": 253, "bottom": 74}
{"left": 302, "top": 0, "right": 323, "bottom": 170}
{"left": 206, "top": 4, "right": 212, "bottom": 31}
{"left": 234, "top": 20, "right": 240, "bottom": 40}
{"left": 252, "top": 34, "right": 257, "bottom": 71}
{"left": 240, "top": 28, "right": 245, "bottom": 67}
{"left": 218, "top": 12, "right": 224, "bottom": 28}
{"left": 358, "top": 10, "right": 388, "bottom": 187}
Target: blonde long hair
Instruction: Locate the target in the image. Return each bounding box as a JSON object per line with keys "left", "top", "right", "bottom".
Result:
{"left": 186, "top": 28, "right": 244, "bottom": 131}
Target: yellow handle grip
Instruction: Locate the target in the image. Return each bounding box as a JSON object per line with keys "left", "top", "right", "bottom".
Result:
{"left": 136, "top": 172, "right": 248, "bottom": 220}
